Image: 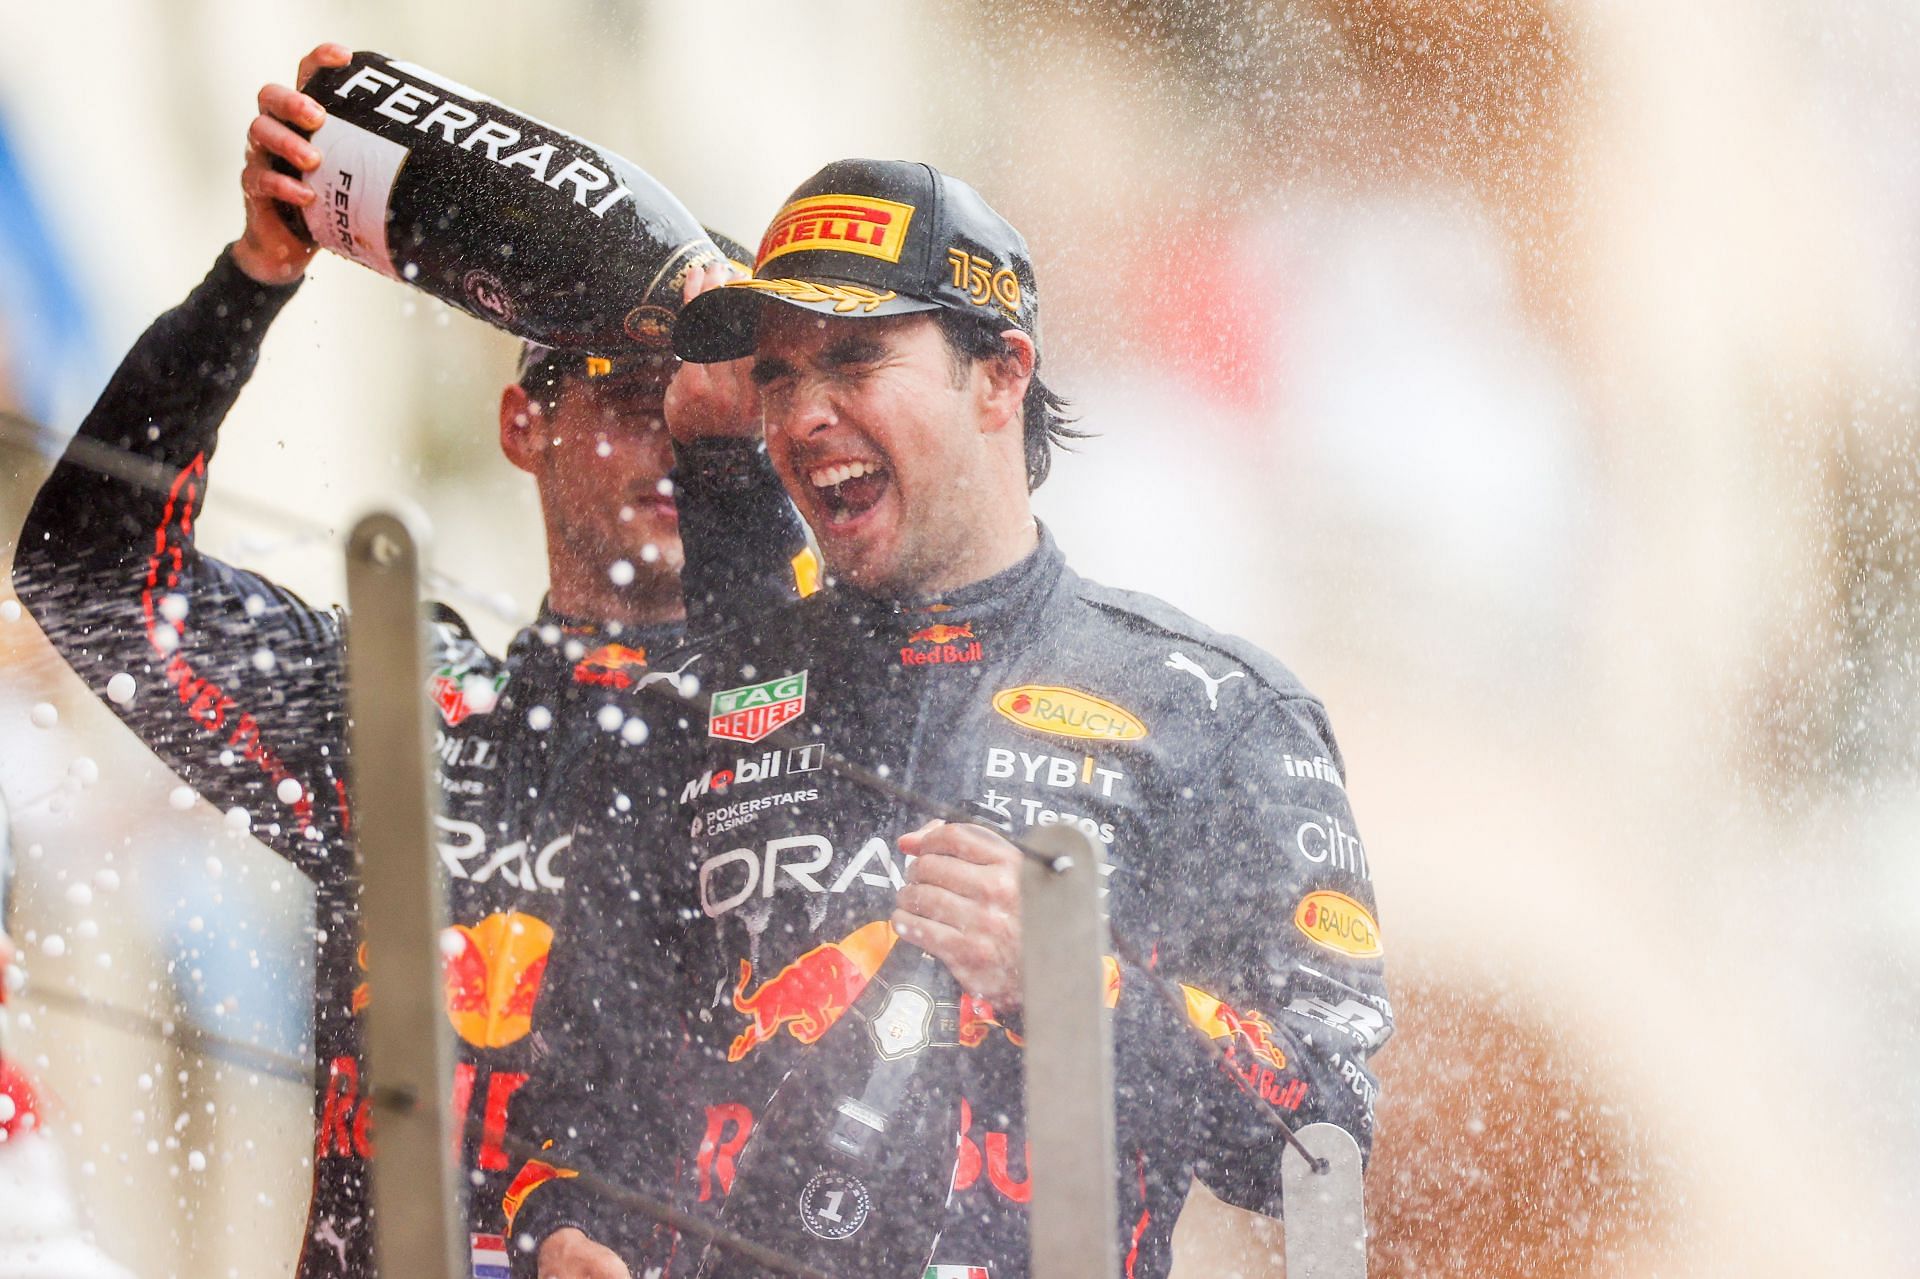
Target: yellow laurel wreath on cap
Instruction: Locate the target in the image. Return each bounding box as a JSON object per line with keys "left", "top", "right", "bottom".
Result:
{"left": 726, "top": 278, "right": 897, "bottom": 314}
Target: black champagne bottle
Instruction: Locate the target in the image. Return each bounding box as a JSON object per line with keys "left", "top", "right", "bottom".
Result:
{"left": 277, "top": 50, "right": 722, "bottom": 351}
{"left": 696, "top": 943, "right": 966, "bottom": 1278}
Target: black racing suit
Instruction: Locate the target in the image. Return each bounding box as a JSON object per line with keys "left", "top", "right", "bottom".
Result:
{"left": 10, "top": 249, "right": 809, "bottom": 1279}
{"left": 519, "top": 529, "right": 1393, "bottom": 1278}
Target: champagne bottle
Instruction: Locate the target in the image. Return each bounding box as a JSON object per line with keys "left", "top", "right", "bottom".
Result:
{"left": 276, "top": 50, "right": 722, "bottom": 351}
{"left": 696, "top": 943, "right": 965, "bottom": 1278}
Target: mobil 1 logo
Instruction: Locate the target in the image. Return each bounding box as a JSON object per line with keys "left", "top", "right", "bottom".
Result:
{"left": 681, "top": 742, "right": 825, "bottom": 804}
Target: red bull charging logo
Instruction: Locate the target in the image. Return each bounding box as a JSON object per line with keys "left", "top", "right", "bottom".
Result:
{"left": 441, "top": 912, "right": 554, "bottom": 1049}
{"left": 728, "top": 920, "right": 896, "bottom": 1061}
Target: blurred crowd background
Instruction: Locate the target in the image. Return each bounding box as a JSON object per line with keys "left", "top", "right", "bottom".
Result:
{"left": 2, "top": 1, "right": 1917, "bottom": 1275}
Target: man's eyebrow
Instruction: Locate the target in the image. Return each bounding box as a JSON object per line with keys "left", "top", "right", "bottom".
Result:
{"left": 750, "top": 356, "right": 795, "bottom": 386}
{"left": 821, "top": 335, "right": 888, "bottom": 365}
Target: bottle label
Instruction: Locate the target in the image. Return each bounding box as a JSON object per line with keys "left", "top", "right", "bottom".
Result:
{"left": 299, "top": 116, "right": 405, "bottom": 280}
{"left": 866, "top": 984, "right": 935, "bottom": 1062}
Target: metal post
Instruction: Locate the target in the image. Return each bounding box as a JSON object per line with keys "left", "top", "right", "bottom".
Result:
{"left": 1018, "top": 824, "right": 1120, "bottom": 1279}
{"left": 344, "top": 511, "right": 464, "bottom": 1279}
{"left": 1281, "top": 1122, "right": 1368, "bottom": 1278}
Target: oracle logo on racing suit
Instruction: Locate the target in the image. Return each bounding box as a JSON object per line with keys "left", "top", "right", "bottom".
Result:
{"left": 435, "top": 815, "right": 568, "bottom": 892}
{"left": 698, "top": 834, "right": 906, "bottom": 918}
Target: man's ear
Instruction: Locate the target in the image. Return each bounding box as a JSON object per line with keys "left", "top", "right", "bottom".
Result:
{"left": 978, "top": 329, "right": 1036, "bottom": 437}
{"left": 499, "top": 382, "right": 544, "bottom": 475}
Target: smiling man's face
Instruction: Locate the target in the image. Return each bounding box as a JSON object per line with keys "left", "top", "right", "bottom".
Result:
{"left": 752, "top": 307, "right": 1000, "bottom": 594}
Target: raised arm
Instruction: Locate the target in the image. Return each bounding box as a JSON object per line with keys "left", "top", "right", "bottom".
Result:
{"left": 10, "top": 53, "right": 362, "bottom": 877}
{"left": 665, "top": 260, "right": 815, "bottom": 635}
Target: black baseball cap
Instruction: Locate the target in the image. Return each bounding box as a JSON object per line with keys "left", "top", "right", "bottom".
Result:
{"left": 518, "top": 227, "right": 755, "bottom": 383}
{"left": 673, "top": 159, "right": 1039, "bottom": 364}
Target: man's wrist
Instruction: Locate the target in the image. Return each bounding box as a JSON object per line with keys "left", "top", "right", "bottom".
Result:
{"left": 227, "top": 237, "right": 309, "bottom": 289}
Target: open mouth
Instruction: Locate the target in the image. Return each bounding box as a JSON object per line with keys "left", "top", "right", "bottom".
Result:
{"left": 809, "top": 460, "right": 890, "bottom": 526}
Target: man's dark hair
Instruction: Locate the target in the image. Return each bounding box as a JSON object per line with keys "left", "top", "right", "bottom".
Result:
{"left": 935, "top": 310, "right": 1086, "bottom": 490}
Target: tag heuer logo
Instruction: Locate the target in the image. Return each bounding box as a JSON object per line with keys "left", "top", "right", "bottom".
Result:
{"left": 709, "top": 671, "right": 808, "bottom": 743}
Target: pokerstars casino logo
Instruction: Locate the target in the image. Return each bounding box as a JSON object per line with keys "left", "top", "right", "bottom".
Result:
{"left": 992, "top": 686, "right": 1147, "bottom": 742}
{"left": 1294, "top": 891, "right": 1383, "bottom": 959}
{"left": 709, "top": 671, "right": 808, "bottom": 744}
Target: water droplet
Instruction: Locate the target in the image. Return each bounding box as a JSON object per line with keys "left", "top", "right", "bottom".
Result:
{"left": 527, "top": 706, "right": 553, "bottom": 731}
{"left": 596, "top": 705, "right": 624, "bottom": 732}
{"left": 640, "top": 543, "right": 661, "bottom": 564}
{"left": 40, "top": 935, "right": 66, "bottom": 958}
{"left": 187, "top": 1150, "right": 206, "bottom": 1172}
{"left": 152, "top": 623, "right": 179, "bottom": 653}
{"left": 93, "top": 868, "right": 121, "bottom": 891}
{"left": 64, "top": 883, "right": 92, "bottom": 907}
{"left": 609, "top": 559, "right": 636, "bottom": 586}
{"left": 69, "top": 756, "right": 99, "bottom": 785}
{"left": 224, "top": 807, "right": 250, "bottom": 834}
{"left": 0, "top": 600, "right": 20, "bottom": 623}
{"left": 276, "top": 778, "right": 304, "bottom": 805}
{"left": 29, "top": 703, "right": 57, "bottom": 729}
{"left": 620, "top": 717, "right": 648, "bottom": 745}
{"left": 595, "top": 440, "right": 613, "bottom": 458}
{"left": 106, "top": 673, "right": 137, "bottom": 705}
{"left": 0, "top": 1096, "right": 13, "bottom": 1123}
{"left": 159, "top": 594, "right": 189, "bottom": 624}
{"left": 170, "top": 786, "right": 197, "bottom": 811}
{"left": 252, "top": 649, "right": 276, "bottom": 673}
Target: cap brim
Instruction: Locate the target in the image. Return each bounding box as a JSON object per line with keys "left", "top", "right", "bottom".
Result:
{"left": 674, "top": 277, "right": 941, "bottom": 363}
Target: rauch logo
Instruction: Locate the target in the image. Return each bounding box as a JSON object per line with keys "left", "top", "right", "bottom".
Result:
{"left": 1294, "top": 891, "right": 1383, "bottom": 959}
{"left": 992, "top": 686, "right": 1147, "bottom": 742}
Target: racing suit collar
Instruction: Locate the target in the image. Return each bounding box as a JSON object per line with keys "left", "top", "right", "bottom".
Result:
{"left": 844, "top": 522, "right": 1065, "bottom": 622}
{"left": 512, "top": 596, "right": 685, "bottom": 669}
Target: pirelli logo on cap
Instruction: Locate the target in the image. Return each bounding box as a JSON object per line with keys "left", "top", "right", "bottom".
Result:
{"left": 758, "top": 194, "right": 916, "bottom": 267}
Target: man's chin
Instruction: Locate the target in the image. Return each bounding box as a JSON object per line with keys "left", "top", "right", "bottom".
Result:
{"left": 601, "top": 537, "right": 682, "bottom": 584}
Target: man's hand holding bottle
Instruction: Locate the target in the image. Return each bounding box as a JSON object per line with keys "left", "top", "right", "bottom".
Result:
{"left": 234, "top": 42, "right": 349, "bottom": 287}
